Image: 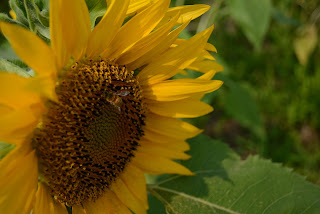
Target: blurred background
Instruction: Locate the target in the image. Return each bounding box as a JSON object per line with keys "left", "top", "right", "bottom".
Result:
{"left": 0, "top": 0, "right": 319, "bottom": 184}
{"left": 176, "top": 0, "right": 320, "bottom": 184}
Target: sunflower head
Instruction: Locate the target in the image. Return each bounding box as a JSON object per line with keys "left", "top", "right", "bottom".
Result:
{"left": 33, "top": 59, "right": 146, "bottom": 205}
{"left": 0, "top": 0, "right": 223, "bottom": 213}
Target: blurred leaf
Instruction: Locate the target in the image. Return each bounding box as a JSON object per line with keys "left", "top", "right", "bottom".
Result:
{"left": 0, "top": 13, "right": 13, "bottom": 22}
{"left": 9, "top": 0, "right": 28, "bottom": 26}
{"left": 226, "top": 0, "right": 272, "bottom": 50}
{"left": 178, "top": 28, "right": 192, "bottom": 40}
{"left": 33, "top": 0, "right": 49, "bottom": 10}
{"left": 8, "top": 0, "right": 50, "bottom": 40}
{"left": 32, "top": 0, "right": 49, "bottom": 27}
{"left": 148, "top": 134, "right": 320, "bottom": 214}
{"left": 0, "top": 41, "right": 18, "bottom": 60}
{"left": 148, "top": 194, "right": 167, "bottom": 214}
{"left": 0, "top": 13, "right": 23, "bottom": 28}
{"left": 271, "top": 7, "right": 300, "bottom": 27}
{"left": 85, "top": 0, "right": 107, "bottom": 28}
{"left": 0, "top": 142, "right": 14, "bottom": 160}
{"left": 224, "top": 80, "right": 265, "bottom": 139}
{"left": 294, "top": 25, "right": 318, "bottom": 66}
{"left": 0, "top": 58, "right": 31, "bottom": 77}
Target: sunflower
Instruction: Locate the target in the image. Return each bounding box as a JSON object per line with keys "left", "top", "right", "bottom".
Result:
{"left": 0, "top": 0, "right": 223, "bottom": 213}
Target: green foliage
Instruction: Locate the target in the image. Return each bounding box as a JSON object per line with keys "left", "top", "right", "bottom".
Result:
{"left": 225, "top": 0, "right": 272, "bottom": 50}
{"left": 148, "top": 135, "right": 320, "bottom": 214}
{"left": 0, "top": 58, "right": 31, "bottom": 77}
{"left": 9, "top": 0, "right": 28, "bottom": 26}
{"left": 0, "top": 142, "right": 14, "bottom": 160}
{"left": 205, "top": 0, "right": 320, "bottom": 183}
{"left": 7, "top": 0, "right": 50, "bottom": 41}
{"left": 85, "top": 0, "right": 107, "bottom": 28}
{"left": 223, "top": 78, "right": 265, "bottom": 140}
{"left": 293, "top": 25, "right": 318, "bottom": 65}
{"left": 0, "top": 13, "right": 14, "bottom": 23}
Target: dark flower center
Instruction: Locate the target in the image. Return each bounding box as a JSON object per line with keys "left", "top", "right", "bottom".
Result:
{"left": 33, "top": 60, "right": 146, "bottom": 206}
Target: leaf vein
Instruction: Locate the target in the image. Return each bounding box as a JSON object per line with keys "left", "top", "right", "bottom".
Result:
{"left": 147, "top": 186, "right": 179, "bottom": 214}
{"left": 230, "top": 176, "right": 269, "bottom": 208}
{"left": 300, "top": 198, "right": 320, "bottom": 214}
{"left": 149, "top": 185, "right": 243, "bottom": 214}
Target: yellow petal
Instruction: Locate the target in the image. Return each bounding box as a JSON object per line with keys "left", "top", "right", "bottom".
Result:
{"left": 33, "top": 183, "right": 50, "bottom": 214}
{"left": 102, "top": 0, "right": 170, "bottom": 60}
{"left": 73, "top": 205, "right": 87, "bottom": 214}
{"left": 51, "top": 201, "right": 68, "bottom": 214}
{"left": 105, "top": 191, "right": 132, "bottom": 214}
{"left": 83, "top": 189, "right": 131, "bottom": 214}
{"left": 60, "top": 0, "right": 91, "bottom": 61}
{"left": 143, "top": 129, "right": 182, "bottom": 143}
{"left": 107, "top": 0, "right": 151, "bottom": 16}
{"left": 142, "top": 130, "right": 191, "bottom": 151}
{"left": 86, "top": 0, "right": 129, "bottom": 59}
{"left": 83, "top": 193, "right": 111, "bottom": 214}
{"left": 157, "top": 4, "right": 210, "bottom": 27}
{"left": 138, "top": 26, "right": 214, "bottom": 86}
{"left": 117, "top": 12, "right": 179, "bottom": 65}
{"left": 187, "top": 60, "right": 224, "bottom": 73}
{"left": 0, "top": 106, "right": 42, "bottom": 145}
{"left": 205, "top": 42, "right": 217, "bottom": 52}
{"left": 127, "top": 0, "right": 155, "bottom": 15}
{"left": 120, "top": 164, "right": 148, "bottom": 209}
{"left": 201, "top": 49, "right": 216, "bottom": 60}
{"left": 127, "top": 20, "right": 189, "bottom": 71}
{"left": 140, "top": 137, "right": 190, "bottom": 152}
{"left": 33, "top": 183, "right": 68, "bottom": 214}
{"left": 173, "top": 39, "right": 217, "bottom": 58}
{"left": 112, "top": 178, "right": 147, "bottom": 214}
{"left": 143, "top": 78, "right": 223, "bottom": 101}
{"left": 26, "top": 75, "right": 57, "bottom": 102}
{"left": 196, "top": 70, "right": 217, "bottom": 80}
{"left": 0, "top": 145, "right": 38, "bottom": 213}
{"left": 139, "top": 141, "right": 191, "bottom": 160}
{"left": 0, "top": 72, "right": 41, "bottom": 109}
{"left": 0, "top": 104, "right": 12, "bottom": 115}
{"left": 50, "top": 0, "right": 69, "bottom": 68}
{"left": 0, "top": 22, "right": 56, "bottom": 77}
{"left": 148, "top": 98, "right": 213, "bottom": 118}
{"left": 132, "top": 152, "right": 193, "bottom": 175}
{"left": 145, "top": 113, "right": 202, "bottom": 140}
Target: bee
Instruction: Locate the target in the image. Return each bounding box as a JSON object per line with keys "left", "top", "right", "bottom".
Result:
{"left": 105, "top": 90, "right": 130, "bottom": 114}
{"left": 114, "top": 90, "right": 130, "bottom": 96}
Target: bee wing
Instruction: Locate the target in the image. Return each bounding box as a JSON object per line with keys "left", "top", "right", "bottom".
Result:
{"left": 114, "top": 90, "right": 130, "bottom": 96}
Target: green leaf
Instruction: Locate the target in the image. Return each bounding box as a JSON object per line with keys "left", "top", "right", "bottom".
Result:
{"left": 0, "top": 142, "right": 14, "bottom": 160}
{"left": 0, "top": 13, "right": 13, "bottom": 22}
{"left": 148, "top": 194, "right": 167, "bottom": 214}
{"left": 0, "top": 58, "right": 31, "bottom": 77}
{"left": 271, "top": 8, "right": 300, "bottom": 27}
{"left": 148, "top": 135, "right": 320, "bottom": 214}
{"left": 32, "top": 0, "right": 49, "bottom": 27}
{"left": 0, "top": 13, "right": 22, "bottom": 27}
{"left": 9, "top": 0, "right": 29, "bottom": 26}
{"left": 85, "top": 0, "right": 107, "bottom": 28}
{"left": 33, "top": 0, "right": 49, "bottom": 11}
{"left": 294, "top": 25, "right": 318, "bottom": 66}
{"left": 226, "top": 0, "right": 272, "bottom": 50}
{"left": 224, "top": 80, "right": 265, "bottom": 139}
{"left": 0, "top": 41, "right": 18, "bottom": 60}
{"left": 8, "top": 0, "right": 50, "bottom": 40}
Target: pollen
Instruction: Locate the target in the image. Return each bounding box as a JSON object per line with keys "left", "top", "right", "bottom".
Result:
{"left": 32, "top": 60, "right": 146, "bottom": 206}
